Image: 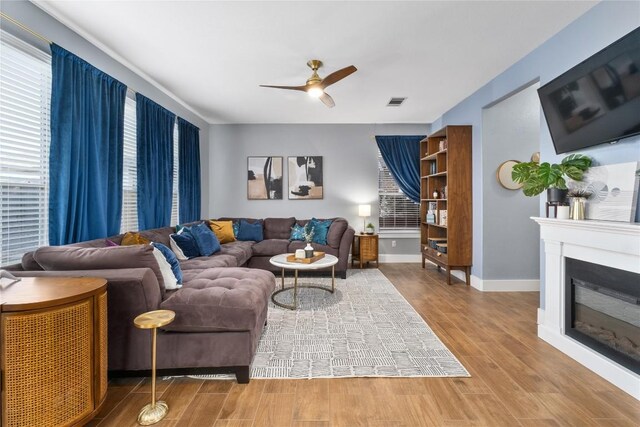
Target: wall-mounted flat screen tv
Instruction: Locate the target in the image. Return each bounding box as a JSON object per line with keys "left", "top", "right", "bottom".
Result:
{"left": 538, "top": 27, "right": 640, "bottom": 154}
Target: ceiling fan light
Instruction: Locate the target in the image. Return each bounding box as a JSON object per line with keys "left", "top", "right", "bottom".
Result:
{"left": 307, "top": 87, "right": 324, "bottom": 98}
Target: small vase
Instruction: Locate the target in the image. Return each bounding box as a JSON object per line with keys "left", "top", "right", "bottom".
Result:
{"left": 569, "top": 197, "right": 586, "bottom": 220}
{"left": 304, "top": 243, "right": 314, "bottom": 258}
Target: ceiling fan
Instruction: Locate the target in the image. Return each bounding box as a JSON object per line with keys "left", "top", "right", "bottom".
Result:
{"left": 260, "top": 60, "right": 357, "bottom": 108}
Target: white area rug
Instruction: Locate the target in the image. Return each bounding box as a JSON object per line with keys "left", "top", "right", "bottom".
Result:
{"left": 196, "top": 269, "right": 469, "bottom": 379}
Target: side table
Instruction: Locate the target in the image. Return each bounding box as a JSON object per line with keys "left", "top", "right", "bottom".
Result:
{"left": 0, "top": 276, "right": 108, "bottom": 427}
{"left": 352, "top": 233, "right": 379, "bottom": 268}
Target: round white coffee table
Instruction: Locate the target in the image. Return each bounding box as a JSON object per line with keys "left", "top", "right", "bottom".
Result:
{"left": 269, "top": 253, "right": 338, "bottom": 310}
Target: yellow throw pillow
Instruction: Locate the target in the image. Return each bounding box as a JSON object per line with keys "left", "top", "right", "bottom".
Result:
{"left": 209, "top": 220, "right": 236, "bottom": 244}
{"left": 121, "top": 231, "right": 151, "bottom": 246}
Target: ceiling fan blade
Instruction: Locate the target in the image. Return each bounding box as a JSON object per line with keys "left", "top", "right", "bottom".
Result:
{"left": 319, "top": 92, "right": 335, "bottom": 108}
{"left": 259, "top": 84, "right": 308, "bottom": 92}
{"left": 320, "top": 65, "right": 357, "bottom": 89}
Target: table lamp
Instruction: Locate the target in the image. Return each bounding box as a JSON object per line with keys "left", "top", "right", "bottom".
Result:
{"left": 358, "top": 204, "right": 371, "bottom": 233}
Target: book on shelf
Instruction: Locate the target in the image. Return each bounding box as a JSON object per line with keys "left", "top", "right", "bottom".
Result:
{"left": 428, "top": 202, "right": 437, "bottom": 211}
{"left": 439, "top": 210, "right": 448, "bottom": 226}
{"left": 426, "top": 213, "right": 436, "bottom": 224}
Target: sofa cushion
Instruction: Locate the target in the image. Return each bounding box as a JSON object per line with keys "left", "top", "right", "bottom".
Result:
{"left": 21, "top": 251, "right": 43, "bottom": 271}
{"left": 170, "top": 229, "right": 200, "bottom": 260}
{"left": 263, "top": 217, "right": 296, "bottom": 240}
{"left": 121, "top": 231, "right": 151, "bottom": 246}
{"left": 237, "top": 219, "right": 263, "bottom": 242}
{"left": 306, "top": 218, "right": 333, "bottom": 245}
{"left": 288, "top": 241, "right": 338, "bottom": 257}
{"left": 180, "top": 253, "right": 238, "bottom": 270}
{"left": 208, "top": 220, "right": 236, "bottom": 244}
{"left": 289, "top": 224, "right": 306, "bottom": 241}
{"left": 33, "top": 245, "right": 168, "bottom": 293}
{"left": 137, "top": 227, "right": 176, "bottom": 247}
{"left": 160, "top": 267, "right": 275, "bottom": 333}
{"left": 191, "top": 222, "right": 221, "bottom": 256}
{"left": 152, "top": 242, "right": 183, "bottom": 287}
{"left": 219, "top": 240, "right": 254, "bottom": 266}
{"left": 326, "top": 218, "right": 348, "bottom": 248}
{"left": 251, "top": 239, "right": 289, "bottom": 256}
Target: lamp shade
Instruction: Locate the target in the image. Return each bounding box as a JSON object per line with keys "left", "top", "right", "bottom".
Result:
{"left": 358, "top": 204, "right": 371, "bottom": 217}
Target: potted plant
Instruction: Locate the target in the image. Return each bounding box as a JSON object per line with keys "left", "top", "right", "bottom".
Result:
{"left": 511, "top": 154, "right": 592, "bottom": 204}
{"left": 365, "top": 222, "right": 375, "bottom": 235}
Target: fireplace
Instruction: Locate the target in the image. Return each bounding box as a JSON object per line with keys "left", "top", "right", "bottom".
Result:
{"left": 565, "top": 257, "right": 640, "bottom": 374}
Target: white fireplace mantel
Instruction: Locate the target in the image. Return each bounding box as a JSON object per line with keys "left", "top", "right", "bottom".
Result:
{"left": 533, "top": 217, "right": 640, "bottom": 399}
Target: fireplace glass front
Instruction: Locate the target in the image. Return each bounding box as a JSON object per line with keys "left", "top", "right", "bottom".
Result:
{"left": 565, "top": 257, "right": 639, "bottom": 374}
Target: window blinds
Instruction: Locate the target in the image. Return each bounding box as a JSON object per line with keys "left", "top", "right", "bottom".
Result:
{"left": 378, "top": 150, "right": 420, "bottom": 229}
{"left": 171, "top": 122, "right": 179, "bottom": 226}
{"left": 0, "top": 30, "right": 51, "bottom": 265}
{"left": 120, "top": 95, "right": 138, "bottom": 233}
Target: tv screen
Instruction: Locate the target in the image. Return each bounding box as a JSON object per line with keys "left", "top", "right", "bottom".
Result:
{"left": 538, "top": 27, "right": 640, "bottom": 154}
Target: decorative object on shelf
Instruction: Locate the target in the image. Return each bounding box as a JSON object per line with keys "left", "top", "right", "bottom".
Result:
{"left": 496, "top": 160, "right": 523, "bottom": 190}
{"left": 511, "top": 153, "right": 592, "bottom": 217}
{"left": 442, "top": 186, "right": 447, "bottom": 198}
{"left": 569, "top": 162, "right": 639, "bottom": 222}
{"left": 358, "top": 204, "right": 371, "bottom": 233}
{"left": 426, "top": 212, "right": 436, "bottom": 224}
{"left": 365, "top": 222, "right": 375, "bottom": 235}
{"left": 557, "top": 205, "right": 570, "bottom": 219}
{"left": 133, "top": 310, "right": 176, "bottom": 425}
{"left": 430, "top": 162, "right": 437, "bottom": 175}
{"left": 432, "top": 189, "right": 439, "bottom": 199}
{"left": 288, "top": 156, "right": 323, "bottom": 199}
{"left": 531, "top": 152, "right": 541, "bottom": 163}
{"left": 247, "top": 157, "right": 283, "bottom": 200}
{"left": 567, "top": 189, "right": 592, "bottom": 221}
{"left": 438, "top": 139, "right": 448, "bottom": 151}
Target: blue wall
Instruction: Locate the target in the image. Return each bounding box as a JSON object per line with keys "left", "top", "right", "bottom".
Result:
{"left": 431, "top": 1, "right": 640, "bottom": 305}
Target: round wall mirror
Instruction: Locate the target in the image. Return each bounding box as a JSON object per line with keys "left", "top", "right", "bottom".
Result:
{"left": 496, "top": 160, "right": 523, "bottom": 190}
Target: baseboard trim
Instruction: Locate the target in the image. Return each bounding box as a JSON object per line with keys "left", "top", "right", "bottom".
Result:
{"left": 379, "top": 254, "right": 422, "bottom": 263}
{"left": 449, "top": 269, "right": 539, "bottom": 292}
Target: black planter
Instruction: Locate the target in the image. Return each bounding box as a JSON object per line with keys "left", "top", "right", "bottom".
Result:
{"left": 547, "top": 188, "right": 568, "bottom": 204}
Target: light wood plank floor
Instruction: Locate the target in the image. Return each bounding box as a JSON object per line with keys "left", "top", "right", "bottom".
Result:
{"left": 90, "top": 264, "right": 639, "bottom": 427}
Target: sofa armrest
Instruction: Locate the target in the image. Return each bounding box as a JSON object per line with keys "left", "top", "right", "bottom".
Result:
{"left": 337, "top": 226, "right": 355, "bottom": 275}
{"left": 11, "top": 268, "right": 162, "bottom": 313}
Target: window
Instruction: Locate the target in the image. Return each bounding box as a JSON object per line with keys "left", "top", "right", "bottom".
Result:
{"left": 171, "top": 121, "right": 179, "bottom": 226}
{"left": 0, "top": 30, "right": 51, "bottom": 266}
{"left": 378, "top": 150, "right": 420, "bottom": 230}
{"left": 120, "top": 95, "right": 137, "bottom": 233}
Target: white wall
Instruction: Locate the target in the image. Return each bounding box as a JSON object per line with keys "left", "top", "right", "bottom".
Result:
{"left": 208, "top": 123, "right": 428, "bottom": 256}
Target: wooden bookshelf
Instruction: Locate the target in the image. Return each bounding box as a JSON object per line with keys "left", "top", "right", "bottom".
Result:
{"left": 420, "top": 125, "right": 472, "bottom": 285}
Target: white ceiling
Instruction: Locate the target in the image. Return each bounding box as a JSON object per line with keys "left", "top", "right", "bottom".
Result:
{"left": 34, "top": 1, "right": 597, "bottom": 124}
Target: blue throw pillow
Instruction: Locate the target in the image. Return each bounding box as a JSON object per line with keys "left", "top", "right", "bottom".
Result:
{"left": 232, "top": 221, "right": 240, "bottom": 238}
{"left": 306, "top": 218, "right": 333, "bottom": 245}
{"left": 170, "top": 229, "right": 200, "bottom": 259}
{"left": 237, "top": 219, "right": 263, "bottom": 242}
{"left": 152, "top": 242, "right": 183, "bottom": 285}
{"left": 191, "top": 222, "right": 221, "bottom": 256}
{"left": 289, "top": 224, "right": 306, "bottom": 241}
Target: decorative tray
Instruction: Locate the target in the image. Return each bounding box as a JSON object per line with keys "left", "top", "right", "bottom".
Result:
{"left": 286, "top": 251, "right": 326, "bottom": 264}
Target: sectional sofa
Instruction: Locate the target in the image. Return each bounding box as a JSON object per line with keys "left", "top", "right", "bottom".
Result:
{"left": 7, "top": 217, "right": 354, "bottom": 383}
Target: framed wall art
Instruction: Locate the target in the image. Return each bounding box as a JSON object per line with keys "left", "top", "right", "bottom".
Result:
{"left": 247, "top": 156, "right": 283, "bottom": 200}
{"left": 288, "top": 156, "right": 323, "bottom": 200}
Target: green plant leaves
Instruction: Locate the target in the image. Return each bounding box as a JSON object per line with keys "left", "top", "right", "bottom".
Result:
{"left": 510, "top": 153, "right": 591, "bottom": 197}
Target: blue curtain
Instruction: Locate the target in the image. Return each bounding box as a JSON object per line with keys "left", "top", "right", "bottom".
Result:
{"left": 136, "top": 94, "right": 176, "bottom": 230}
{"left": 375, "top": 135, "right": 424, "bottom": 203}
{"left": 177, "top": 118, "right": 201, "bottom": 223}
{"left": 49, "top": 44, "right": 127, "bottom": 245}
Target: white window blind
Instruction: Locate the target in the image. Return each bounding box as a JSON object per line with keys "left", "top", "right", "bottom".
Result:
{"left": 171, "top": 121, "right": 179, "bottom": 226}
{"left": 120, "top": 95, "right": 138, "bottom": 233}
{"left": 378, "top": 150, "right": 420, "bottom": 230}
{"left": 0, "top": 30, "right": 51, "bottom": 266}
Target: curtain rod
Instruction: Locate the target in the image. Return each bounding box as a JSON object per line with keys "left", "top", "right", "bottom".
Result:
{"left": 1, "top": 12, "right": 140, "bottom": 96}
{"left": 0, "top": 12, "right": 51, "bottom": 44}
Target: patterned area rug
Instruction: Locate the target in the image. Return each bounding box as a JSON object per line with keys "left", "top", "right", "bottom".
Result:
{"left": 196, "top": 269, "right": 469, "bottom": 379}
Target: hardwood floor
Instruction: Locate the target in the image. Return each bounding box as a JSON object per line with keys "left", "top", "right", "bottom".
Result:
{"left": 90, "top": 264, "right": 639, "bottom": 427}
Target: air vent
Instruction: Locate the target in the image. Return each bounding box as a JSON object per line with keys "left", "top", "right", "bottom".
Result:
{"left": 387, "top": 97, "right": 406, "bottom": 107}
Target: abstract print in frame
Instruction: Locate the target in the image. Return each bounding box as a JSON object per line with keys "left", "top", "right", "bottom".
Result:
{"left": 288, "top": 156, "right": 323, "bottom": 200}
{"left": 247, "top": 156, "right": 283, "bottom": 200}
